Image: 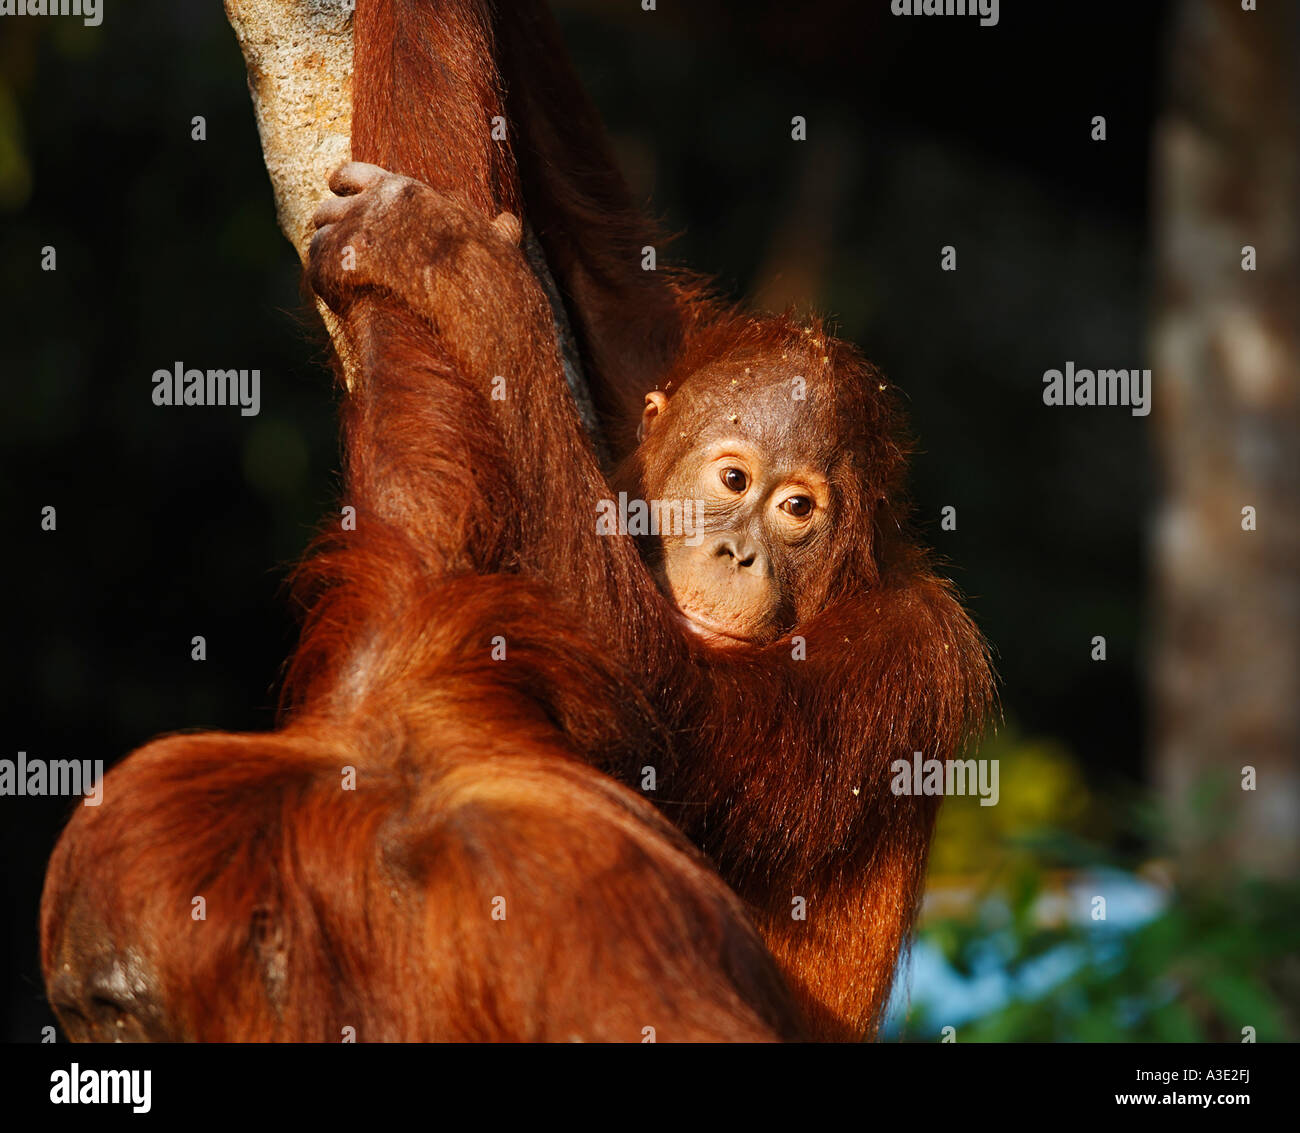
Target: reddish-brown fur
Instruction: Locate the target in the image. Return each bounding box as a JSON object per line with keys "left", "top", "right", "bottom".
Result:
{"left": 41, "top": 0, "right": 991, "bottom": 1043}
{"left": 41, "top": 310, "right": 802, "bottom": 1040}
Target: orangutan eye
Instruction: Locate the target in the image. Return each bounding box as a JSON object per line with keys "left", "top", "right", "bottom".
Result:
{"left": 782, "top": 495, "right": 813, "bottom": 518}
{"left": 721, "top": 467, "right": 748, "bottom": 493}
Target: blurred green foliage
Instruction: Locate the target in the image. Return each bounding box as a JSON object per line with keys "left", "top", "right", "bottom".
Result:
{"left": 909, "top": 732, "right": 1299, "bottom": 1041}
{"left": 929, "top": 724, "right": 1096, "bottom": 880}
{"left": 0, "top": 83, "right": 31, "bottom": 208}
{"left": 908, "top": 869, "right": 1300, "bottom": 1042}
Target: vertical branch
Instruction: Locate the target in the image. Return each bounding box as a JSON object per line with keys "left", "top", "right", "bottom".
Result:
{"left": 224, "top": 0, "right": 354, "bottom": 263}
{"left": 225, "top": 0, "right": 358, "bottom": 379}
{"left": 223, "top": 0, "right": 601, "bottom": 445}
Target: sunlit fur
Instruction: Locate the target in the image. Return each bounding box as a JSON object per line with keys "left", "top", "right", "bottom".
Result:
{"left": 492, "top": 0, "right": 995, "bottom": 1037}
{"left": 41, "top": 0, "right": 992, "bottom": 1044}
{"left": 41, "top": 304, "right": 802, "bottom": 1042}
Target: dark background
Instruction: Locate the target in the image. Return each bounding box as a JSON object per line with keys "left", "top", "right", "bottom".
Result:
{"left": 0, "top": 0, "right": 1167, "bottom": 1040}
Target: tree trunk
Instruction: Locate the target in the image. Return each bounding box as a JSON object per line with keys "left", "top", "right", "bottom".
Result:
{"left": 1150, "top": 0, "right": 1300, "bottom": 876}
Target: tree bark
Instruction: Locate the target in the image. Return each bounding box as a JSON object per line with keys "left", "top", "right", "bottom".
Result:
{"left": 1151, "top": 0, "right": 1300, "bottom": 877}
{"left": 223, "top": 0, "right": 601, "bottom": 454}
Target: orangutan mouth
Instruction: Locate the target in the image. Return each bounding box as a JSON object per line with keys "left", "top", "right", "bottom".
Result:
{"left": 675, "top": 608, "right": 755, "bottom": 646}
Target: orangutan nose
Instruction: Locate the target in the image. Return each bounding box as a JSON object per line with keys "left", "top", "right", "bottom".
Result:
{"left": 712, "top": 536, "right": 764, "bottom": 573}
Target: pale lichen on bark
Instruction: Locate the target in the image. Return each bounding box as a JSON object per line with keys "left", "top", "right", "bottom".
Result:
{"left": 225, "top": 0, "right": 357, "bottom": 377}
{"left": 225, "top": 0, "right": 353, "bottom": 262}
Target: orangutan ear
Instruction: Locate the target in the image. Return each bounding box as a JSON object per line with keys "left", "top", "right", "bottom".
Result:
{"left": 638, "top": 391, "right": 669, "bottom": 443}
